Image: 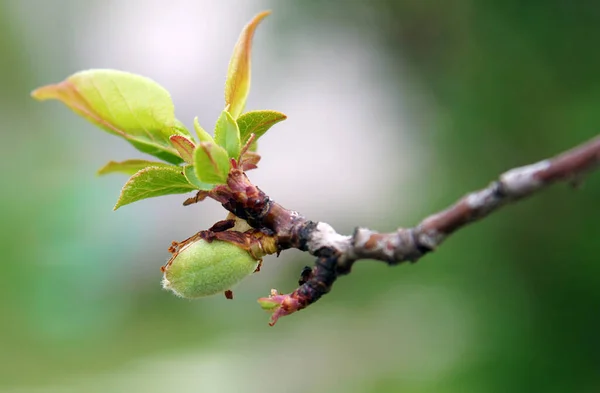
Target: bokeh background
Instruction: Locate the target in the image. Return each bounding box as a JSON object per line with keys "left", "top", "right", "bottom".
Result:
{"left": 1, "top": 1, "right": 599, "bottom": 392}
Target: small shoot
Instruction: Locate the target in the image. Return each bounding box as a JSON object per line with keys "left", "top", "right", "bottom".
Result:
{"left": 32, "top": 69, "right": 183, "bottom": 164}
{"left": 214, "top": 110, "right": 242, "bottom": 159}
{"left": 194, "top": 117, "right": 215, "bottom": 143}
{"left": 170, "top": 135, "right": 196, "bottom": 164}
{"left": 114, "top": 166, "right": 197, "bottom": 210}
{"left": 225, "top": 10, "right": 271, "bottom": 119}
{"left": 183, "top": 166, "right": 214, "bottom": 191}
{"left": 97, "top": 160, "right": 174, "bottom": 176}
{"left": 237, "top": 110, "right": 287, "bottom": 145}
{"left": 194, "top": 142, "right": 231, "bottom": 184}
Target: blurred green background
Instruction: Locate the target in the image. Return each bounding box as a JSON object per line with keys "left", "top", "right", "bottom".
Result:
{"left": 1, "top": 1, "right": 599, "bottom": 392}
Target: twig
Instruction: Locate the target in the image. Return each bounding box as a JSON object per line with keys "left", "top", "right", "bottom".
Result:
{"left": 188, "top": 134, "right": 600, "bottom": 325}
{"left": 345, "top": 134, "right": 600, "bottom": 269}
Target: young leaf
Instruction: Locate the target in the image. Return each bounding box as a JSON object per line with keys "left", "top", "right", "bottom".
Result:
{"left": 240, "top": 151, "right": 261, "bottom": 171}
{"left": 183, "top": 166, "right": 215, "bottom": 191}
{"left": 194, "top": 117, "right": 214, "bottom": 143}
{"left": 169, "top": 135, "right": 195, "bottom": 164}
{"left": 237, "top": 110, "right": 287, "bottom": 143}
{"left": 31, "top": 69, "right": 183, "bottom": 164}
{"left": 194, "top": 142, "right": 231, "bottom": 184}
{"left": 225, "top": 10, "right": 270, "bottom": 119}
{"left": 97, "top": 159, "right": 175, "bottom": 176}
{"left": 173, "top": 119, "right": 195, "bottom": 141}
{"left": 114, "top": 166, "right": 196, "bottom": 210}
{"left": 214, "top": 110, "right": 241, "bottom": 159}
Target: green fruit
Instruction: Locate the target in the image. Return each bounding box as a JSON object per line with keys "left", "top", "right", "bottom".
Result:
{"left": 162, "top": 238, "right": 259, "bottom": 298}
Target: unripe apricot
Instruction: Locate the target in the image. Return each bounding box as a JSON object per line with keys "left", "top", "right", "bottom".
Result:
{"left": 162, "top": 238, "right": 259, "bottom": 298}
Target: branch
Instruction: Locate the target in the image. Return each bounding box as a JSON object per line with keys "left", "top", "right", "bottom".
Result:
{"left": 347, "top": 133, "right": 600, "bottom": 267}
{"left": 186, "top": 135, "right": 600, "bottom": 325}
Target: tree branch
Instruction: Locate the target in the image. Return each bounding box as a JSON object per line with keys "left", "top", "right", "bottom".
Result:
{"left": 186, "top": 135, "right": 600, "bottom": 325}
{"left": 347, "top": 134, "right": 600, "bottom": 268}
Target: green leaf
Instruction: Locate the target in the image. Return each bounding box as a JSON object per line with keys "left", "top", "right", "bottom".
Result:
{"left": 169, "top": 135, "right": 195, "bottom": 164}
{"left": 194, "top": 117, "right": 214, "bottom": 143}
{"left": 257, "top": 297, "right": 281, "bottom": 311}
{"left": 32, "top": 69, "right": 183, "bottom": 164}
{"left": 237, "top": 110, "right": 287, "bottom": 144}
{"left": 194, "top": 142, "right": 231, "bottom": 184}
{"left": 214, "top": 110, "right": 241, "bottom": 159}
{"left": 114, "top": 166, "right": 196, "bottom": 210}
{"left": 183, "top": 166, "right": 215, "bottom": 191}
{"left": 97, "top": 159, "right": 176, "bottom": 176}
{"left": 225, "top": 11, "right": 270, "bottom": 119}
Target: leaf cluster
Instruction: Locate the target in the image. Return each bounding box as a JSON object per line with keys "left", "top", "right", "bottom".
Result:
{"left": 32, "top": 11, "right": 286, "bottom": 210}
